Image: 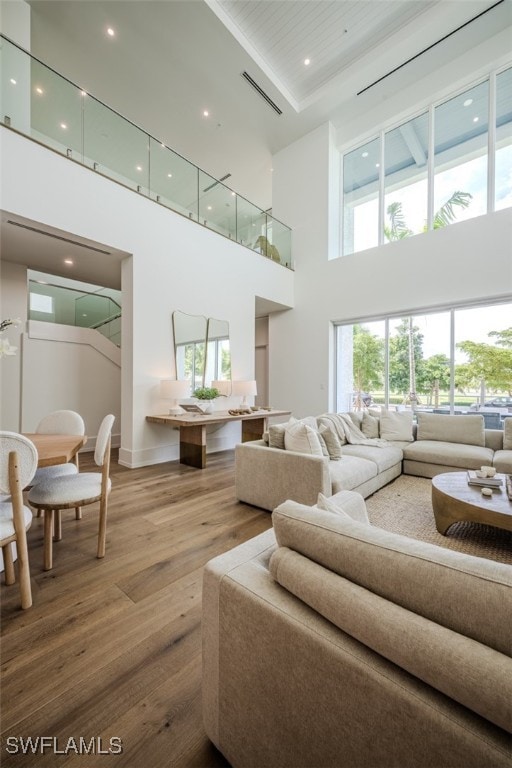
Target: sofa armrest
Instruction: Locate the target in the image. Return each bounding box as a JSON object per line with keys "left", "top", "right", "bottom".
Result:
{"left": 485, "top": 428, "right": 503, "bottom": 451}
{"left": 235, "top": 441, "right": 331, "bottom": 511}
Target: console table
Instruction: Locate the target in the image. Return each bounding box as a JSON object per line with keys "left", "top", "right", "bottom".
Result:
{"left": 146, "top": 409, "right": 291, "bottom": 469}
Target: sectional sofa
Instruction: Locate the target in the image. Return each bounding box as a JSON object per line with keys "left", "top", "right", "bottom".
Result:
{"left": 202, "top": 492, "right": 512, "bottom": 767}
{"left": 235, "top": 410, "right": 512, "bottom": 512}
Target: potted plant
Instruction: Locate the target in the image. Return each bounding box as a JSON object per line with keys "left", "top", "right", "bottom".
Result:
{"left": 193, "top": 386, "right": 220, "bottom": 414}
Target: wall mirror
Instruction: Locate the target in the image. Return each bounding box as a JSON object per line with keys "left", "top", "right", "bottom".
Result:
{"left": 206, "top": 317, "right": 231, "bottom": 392}
{"left": 172, "top": 310, "right": 207, "bottom": 390}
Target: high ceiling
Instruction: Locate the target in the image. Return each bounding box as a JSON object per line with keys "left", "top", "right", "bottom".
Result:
{"left": 26, "top": 0, "right": 511, "bottom": 209}
{"left": 1, "top": 0, "right": 511, "bottom": 289}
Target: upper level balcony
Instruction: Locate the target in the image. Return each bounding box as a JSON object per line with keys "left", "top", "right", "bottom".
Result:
{"left": 0, "top": 34, "right": 292, "bottom": 269}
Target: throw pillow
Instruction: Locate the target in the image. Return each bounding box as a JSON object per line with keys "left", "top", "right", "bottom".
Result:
{"left": 268, "top": 423, "right": 287, "bottom": 450}
{"left": 379, "top": 409, "right": 414, "bottom": 442}
{"left": 317, "top": 492, "right": 369, "bottom": 525}
{"left": 503, "top": 417, "right": 512, "bottom": 450}
{"left": 361, "top": 412, "right": 379, "bottom": 439}
{"left": 284, "top": 418, "right": 324, "bottom": 457}
{"left": 318, "top": 424, "right": 342, "bottom": 460}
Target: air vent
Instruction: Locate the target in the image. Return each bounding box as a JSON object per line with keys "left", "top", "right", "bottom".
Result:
{"left": 357, "top": 0, "right": 505, "bottom": 96}
{"left": 7, "top": 220, "right": 111, "bottom": 255}
{"left": 241, "top": 72, "right": 282, "bottom": 116}
{"left": 203, "top": 173, "right": 232, "bottom": 193}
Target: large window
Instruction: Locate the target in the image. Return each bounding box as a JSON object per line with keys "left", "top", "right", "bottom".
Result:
{"left": 335, "top": 301, "right": 512, "bottom": 421}
{"left": 434, "top": 81, "right": 488, "bottom": 225}
{"left": 343, "top": 137, "right": 380, "bottom": 255}
{"left": 384, "top": 113, "right": 429, "bottom": 241}
{"left": 341, "top": 67, "right": 511, "bottom": 256}
{"left": 496, "top": 67, "right": 512, "bottom": 211}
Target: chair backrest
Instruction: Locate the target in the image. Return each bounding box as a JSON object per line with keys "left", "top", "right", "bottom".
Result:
{"left": 94, "top": 415, "right": 115, "bottom": 467}
{"left": 0, "top": 432, "right": 38, "bottom": 493}
{"left": 36, "top": 410, "right": 85, "bottom": 436}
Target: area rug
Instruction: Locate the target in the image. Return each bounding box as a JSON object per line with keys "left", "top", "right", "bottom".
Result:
{"left": 365, "top": 475, "right": 512, "bottom": 564}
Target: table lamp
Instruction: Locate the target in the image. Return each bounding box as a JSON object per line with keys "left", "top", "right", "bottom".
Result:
{"left": 232, "top": 379, "right": 257, "bottom": 406}
{"left": 160, "top": 379, "right": 190, "bottom": 414}
{"left": 211, "top": 380, "right": 231, "bottom": 397}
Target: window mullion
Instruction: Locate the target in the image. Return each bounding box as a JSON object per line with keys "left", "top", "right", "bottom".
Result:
{"left": 488, "top": 71, "right": 496, "bottom": 214}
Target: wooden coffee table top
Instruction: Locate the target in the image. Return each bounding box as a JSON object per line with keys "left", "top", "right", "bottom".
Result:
{"left": 432, "top": 472, "right": 512, "bottom": 535}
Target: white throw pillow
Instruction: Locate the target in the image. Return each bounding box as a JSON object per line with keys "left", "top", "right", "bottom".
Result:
{"left": 503, "top": 418, "right": 512, "bottom": 450}
{"left": 318, "top": 424, "right": 342, "bottom": 460}
{"left": 317, "top": 492, "right": 369, "bottom": 525}
{"left": 284, "top": 418, "right": 324, "bottom": 456}
{"left": 361, "top": 412, "right": 379, "bottom": 439}
{"left": 379, "top": 409, "right": 414, "bottom": 442}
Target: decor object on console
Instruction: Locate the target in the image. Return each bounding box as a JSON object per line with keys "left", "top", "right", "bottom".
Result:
{"left": 192, "top": 386, "right": 220, "bottom": 414}
{"left": 160, "top": 379, "right": 190, "bottom": 414}
{"left": 232, "top": 379, "right": 257, "bottom": 407}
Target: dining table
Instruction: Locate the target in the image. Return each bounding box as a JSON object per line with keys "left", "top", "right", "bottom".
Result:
{"left": 23, "top": 433, "right": 87, "bottom": 468}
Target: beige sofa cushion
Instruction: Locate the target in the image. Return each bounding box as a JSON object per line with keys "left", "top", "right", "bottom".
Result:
{"left": 284, "top": 418, "right": 324, "bottom": 456}
{"left": 361, "top": 412, "right": 379, "bottom": 438}
{"left": 417, "top": 412, "right": 485, "bottom": 446}
{"left": 493, "top": 450, "right": 512, "bottom": 474}
{"left": 272, "top": 500, "right": 512, "bottom": 656}
{"left": 503, "top": 418, "right": 512, "bottom": 450}
{"left": 317, "top": 491, "right": 370, "bottom": 524}
{"left": 328, "top": 455, "right": 377, "bottom": 493}
{"left": 270, "top": 544, "right": 512, "bottom": 734}
{"left": 379, "top": 409, "right": 414, "bottom": 441}
{"left": 342, "top": 444, "right": 403, "bottom": 473}
{"left": 402, "top": 440, "right": 494, "bottom": 470}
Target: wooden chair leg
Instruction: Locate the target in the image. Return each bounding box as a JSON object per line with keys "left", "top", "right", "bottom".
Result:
{"left": 16, "top": 529, "right": 32, "bottom": 610}
{"left": 75, "top": 506, "right": 82, "bottom": 520}
{"left": 97, "top": 498, "right": 108, "bottom": 558}
{"left": 36, "top": 510, "right": 42, "bottom": 519}
{"left": 53, "top": 510, "right": 62, "bottom": 542}
{"left": 43, "top": 510, "right": 53, "bottom": 571}
{"left": 2, "top": 543, "right": 15, "bottom": 585}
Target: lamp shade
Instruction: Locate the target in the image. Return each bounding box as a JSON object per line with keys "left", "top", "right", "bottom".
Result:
{"left": 160, "top": 379, "right": 190, "bottom": 399}
{"left": 232, "top": 380, "right": 257, "bottom": 397}
{"left": 211, "top": 380, "right": 231, "bottom": 396}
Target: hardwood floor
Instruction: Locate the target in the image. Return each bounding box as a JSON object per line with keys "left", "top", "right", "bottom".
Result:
{"left": 1, "top": 449, "right": 271, "bottom": 767}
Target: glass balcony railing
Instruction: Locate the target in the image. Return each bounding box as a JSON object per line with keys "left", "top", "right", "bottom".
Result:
{"left": 29, "top": 280, "right": 122, "bottom": 346}
{"left": 0, "top": 34, "right": 292, "bottom": 269}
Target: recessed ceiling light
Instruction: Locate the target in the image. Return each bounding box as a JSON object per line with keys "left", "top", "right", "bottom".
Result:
{"left": 35, "top": 86, "right": 43, "bottom": 95}
{"left": 107, "top": 27, "right": 115, "bottom": 37}
{"left": 167, "top": 173, "right": 172, "bottom": 178}
{"left": 473, "top": 116, "right": 479, "bottom": 123}
{"left": 60, "top": 123, "right": 67, "bottom": 129}
{"left": 362, "top": 151, "right": 369, "bottom": 158}
{"left": 81, "top": 90, "right": 87, "bottom": 97}
{"left": 10, "top": 78, "right": 17, "bottom": 85}
{"left": 231, "top": 191, "right": 236, "bottom": 197}
{"left": 203, "top": 110, "right": 209, "bottom": 117}
{"left": 136, "top": 165, "right": 142, "bottom": 171}
{"left": 64, "top": 259, "right": 73, "bottom": 265}
{"left": 463, "top": 98, "right": 473, "bottom": 107}
{"left": 375, "top": 163, "right": 380, "bottom": 168}
{"left": 304, "top": 58, "right": 311, "bottom": 66}
{"left": 207, "top": 205, "right": 212, "bottom": 210}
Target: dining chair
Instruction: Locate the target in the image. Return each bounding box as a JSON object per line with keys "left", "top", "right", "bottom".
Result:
{"left": 28, "top": 415, "right": 115, "bottom": 571}
{"left": 0, "top": 432, "right": 38, "bottom": 609}
{"left": 33, "top": 410, "right": 85, "bottom": 520}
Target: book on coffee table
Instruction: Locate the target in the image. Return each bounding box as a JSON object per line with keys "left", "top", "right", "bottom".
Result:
{"left": 466, "top": 470, "right": 503, "bottom": 488}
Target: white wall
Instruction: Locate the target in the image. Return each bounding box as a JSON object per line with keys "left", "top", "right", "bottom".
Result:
{"left": 0, "top": 0, "right": 30, "bottom": 47}
{"left": 0, "top": 128, "right": 294, "bottom": 466}
{"left": 271, "top": 122, "right": 512, "bottom": 419}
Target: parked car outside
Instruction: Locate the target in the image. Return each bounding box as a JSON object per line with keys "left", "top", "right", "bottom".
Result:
{"left": 470, "top": 396, "right": 512, "bottom": 410}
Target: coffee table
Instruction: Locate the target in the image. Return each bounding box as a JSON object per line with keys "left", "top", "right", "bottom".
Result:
{"left": 431, "top": 472, "right": 512, "bottom": 535}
